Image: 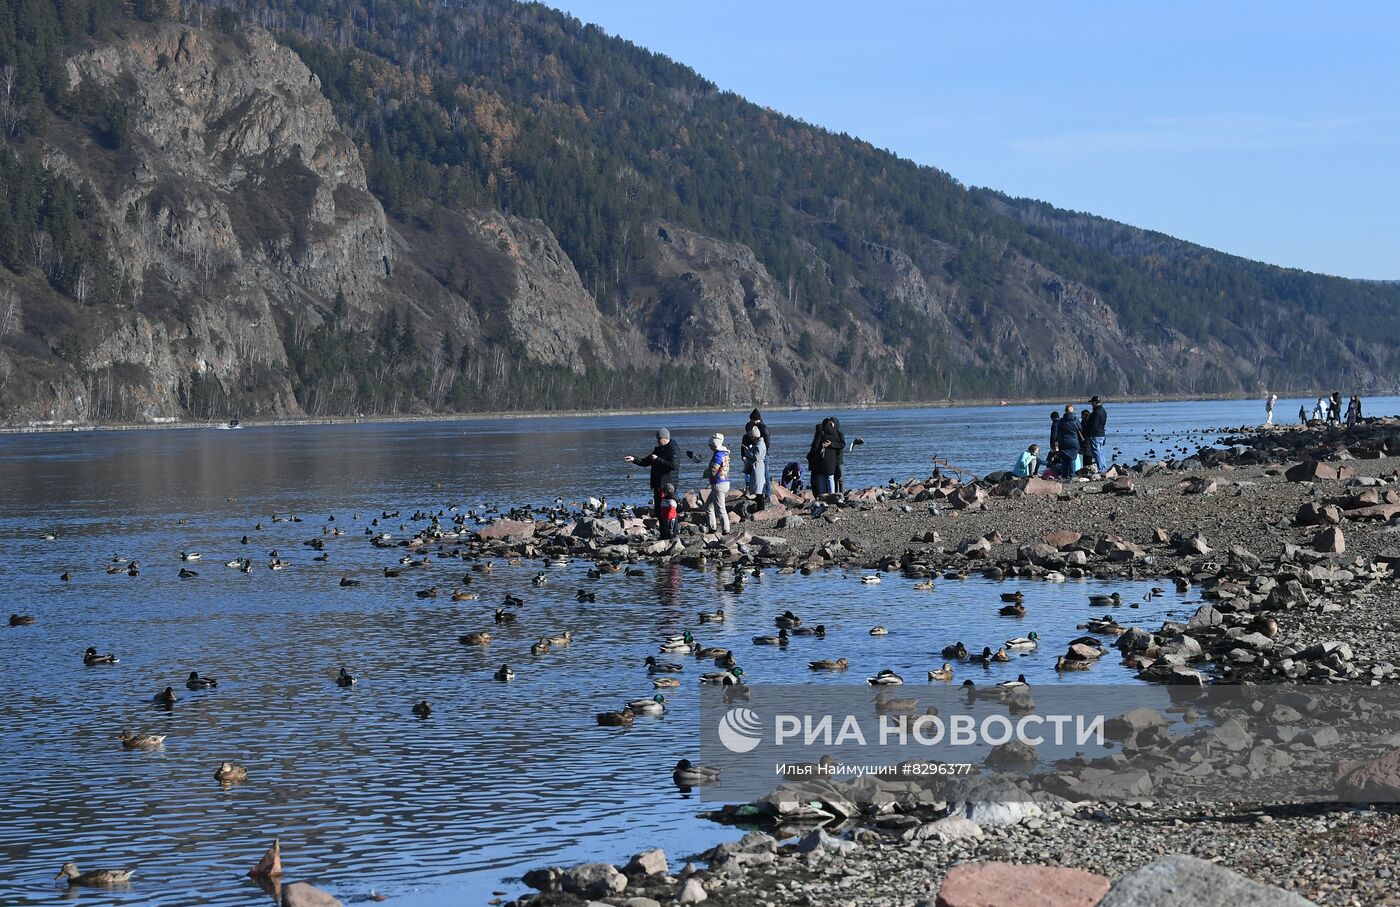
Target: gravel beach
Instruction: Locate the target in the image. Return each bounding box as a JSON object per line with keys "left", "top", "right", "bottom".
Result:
{"left": 500, "top": 419, "right": 1400, "bottom": 907}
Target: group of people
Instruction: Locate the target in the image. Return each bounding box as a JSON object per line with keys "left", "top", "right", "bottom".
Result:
{"left": 622, "top": 409, "right": 860, "bottom": 538}
{"left": 1281, "top": 392, "right": 1363, "bottom": 429}
{"left": 622, "top": 410, "right": 782, "bottom": 538}
{"left": 1014, "top": 396, "right": 1110, "bottom": 479}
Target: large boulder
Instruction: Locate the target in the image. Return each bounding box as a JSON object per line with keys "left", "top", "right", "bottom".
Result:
{"left": 1098, "top": 854, "right": 1316, "bottom": 906}
{"left": 936, "top": 862, "right": 1110, "bottom": 907}
{"left": 1285, "top": 461, "right": 1354, "bottom": 483}
{"left": 476, "top": 519, "right": 537, "bottom": 540}
{"left": 1313, "top": 526, "right": 1345, "bottom": 553}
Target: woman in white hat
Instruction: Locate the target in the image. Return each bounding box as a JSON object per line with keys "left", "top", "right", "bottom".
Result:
{"left": 703, "top": 433, "right": 731, "bottom": 533}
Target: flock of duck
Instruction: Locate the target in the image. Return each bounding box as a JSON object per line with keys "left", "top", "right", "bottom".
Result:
{"left": 12, "top": 498, "right": 1170, "bottom": 890}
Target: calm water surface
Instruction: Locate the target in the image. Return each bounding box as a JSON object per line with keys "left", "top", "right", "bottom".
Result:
{"left": 0, "top": 398, "right": 1393, "bottom": 905}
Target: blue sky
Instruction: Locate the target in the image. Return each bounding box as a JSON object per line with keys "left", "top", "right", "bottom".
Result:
{"left": 546, "top": 2, "right": 1399, "bottom": 279}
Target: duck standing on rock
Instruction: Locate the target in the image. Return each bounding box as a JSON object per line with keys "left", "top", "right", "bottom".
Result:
{"left": 55, "top": 863, "right": 134, "bottom": 887}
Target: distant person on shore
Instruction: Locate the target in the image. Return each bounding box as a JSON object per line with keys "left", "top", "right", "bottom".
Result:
{"left": 1011, "top": 443, "right": 1041, "bottom": 478}
{"left": 1347, "top": 395, "right": 1361, "bottom": 430}
{"left": 702, "top": 433, "right": 731, "bottom": 533}
{"left": 657, "top": 484, "right": 679, "bottom": 540}
{"left": 1298, "top": 404, "right": 1307, "bottom": 424}
{"left": 624, "top": 428, "right": 679, "bottom": 518}
{"left": 1313, "top": 398, "right": 1325, "bottom": 421}
{"left": 1056, "top": 404, "right": 1083, "bottom": 475}
{"left": 1330, "top": 391, "right": 1342, "bottom": 424}
{"left": 1083, "top": 395, "right": 1108, "bottom": 472}
{"left": 740, "top": 426, "right": 768, "bottom": 502}
{"left": 808, "top": 418, "right": 844, "bottom": 495}
{"left": 1265, "top": 393, "right": 1277, "bottom": 425}
{"left": 828, "top": 417, "right": 847, "bottom": 492}
{"left": 1049, "top": 410, "right": 1060, "bottom": 450}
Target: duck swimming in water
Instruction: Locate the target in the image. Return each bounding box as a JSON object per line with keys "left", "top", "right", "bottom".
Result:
{"left": 153, "top": 686, "right": 178, "bottom": 705}
{"left": 672, "top": 759, "right": 721, "bottom": 786}
{"left": 941, "top": 641, "right": 968, "bottom": 660}
{"left": 651, "top": 676, "right": 681, "bottom": 689}
{"left": 214, "top": 761, "right": 247, "bottom": 784}
{"left": 928, "top": 663, "right": 954, "bottom": 682}
{"left": 998, "top": 601, "right": 1026, "bottom": 617}
{"left": 185, "top": 671, "right": 217, "bottom": 690}
{"left": 412, "top": 700, "right": 432, "bottom": 718}
{"left": 55, "top": 863, "right": 134, "bottom": 887}
{"left": 459, "top": 631, "right": 491, "bottom": 645}
{"left": 808, "top": 658, "right": 849, "bottom": 671}
{"left": 1005, "top": 632, "right": 1039, "bottom": 650}
{"left": 595, "top": 704, "right": 635, "bottom": 727}
{"left": 493, "top": 664, "right": 515, "bottom": 682}
{"left": 9, "top": 614, "right": 35, "bottom": 626}
{"left": 335, "top": 668, "right": 356, "bottom": 687}
{"left": 84, "top": 647, "right": 118, "bottom": 665}
{"left": 867, "top": 669, "right": 905, "bottom": 686}
{"left": 119, "top": 730, "right": 166, "bottom": 749}
{"left": 626, "top": 694, "right": 667, "bottom": 716}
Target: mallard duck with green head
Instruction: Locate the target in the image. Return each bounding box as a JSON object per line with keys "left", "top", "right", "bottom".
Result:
{"left": 626, "top": 694, "right": 666, "bottom": 715}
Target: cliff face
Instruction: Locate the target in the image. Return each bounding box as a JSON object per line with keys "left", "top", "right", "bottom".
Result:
{"left": 0, "top": 11, "right": 1393, "bottom": 423}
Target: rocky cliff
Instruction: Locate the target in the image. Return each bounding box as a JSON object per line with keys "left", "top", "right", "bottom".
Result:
{"left": 0, "top": 6, "right": 1394, "bottom": 423}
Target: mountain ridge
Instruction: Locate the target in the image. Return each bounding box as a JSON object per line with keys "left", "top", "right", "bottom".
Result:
{"left": 0, "top": 0, "right": 1395, "bottom": 423}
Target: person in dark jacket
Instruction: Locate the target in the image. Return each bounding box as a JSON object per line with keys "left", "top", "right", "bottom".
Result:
{"left": 825, "top": 417, "right": 846, "bottom": 492}
{"left": 807, "top": 419, "right": 843, "bottom": 496}
{"left": 624, "top": 428, "right": 679, "bottom": 519}
{"left": 1083, "top": 396, "right": 1108, "bottom": 473}
{"left": 1056, "top": 405, "right": 1083, "bottom": 475}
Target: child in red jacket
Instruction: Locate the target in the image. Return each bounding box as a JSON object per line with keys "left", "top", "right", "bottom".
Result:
{"left": 658, "top": 484, "right": 679, "bottom": 540}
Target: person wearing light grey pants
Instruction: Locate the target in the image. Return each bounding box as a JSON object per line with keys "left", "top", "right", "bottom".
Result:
{"left": 741, "top": 428, "right": 767, "bottom": 500}
{"left": 703, "top": 433, "right": 731, "bottom": 533}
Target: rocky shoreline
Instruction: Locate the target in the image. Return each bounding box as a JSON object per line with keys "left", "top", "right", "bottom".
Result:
{"left": 482, "top": 418, "right": 1400, "bottom": 907}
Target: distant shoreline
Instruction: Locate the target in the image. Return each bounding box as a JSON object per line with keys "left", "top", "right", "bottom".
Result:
{"left": 0, "top": 390, "right": 1360, "bottom": 436}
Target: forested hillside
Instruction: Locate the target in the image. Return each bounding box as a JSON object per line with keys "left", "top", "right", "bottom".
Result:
{"left": 0, "top": 0, "right": 1395, "bottom": 422}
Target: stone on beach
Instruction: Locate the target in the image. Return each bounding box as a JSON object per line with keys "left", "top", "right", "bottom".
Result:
{"left": 1097, "top": 853, "right": 1317, "bottom": 906}
{"left": 1313, "top": 526, "right": 1345, "bottom": 553}
{"left": 623, "top": 848, "right": 668, "bottom": 876}
{"left": 935, "top": 862, "right": 1110, "bottom": 907}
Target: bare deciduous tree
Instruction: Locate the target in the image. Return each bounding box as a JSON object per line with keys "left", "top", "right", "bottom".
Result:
{"left": 0, "top": 287, "right": 19, "bottom": 336}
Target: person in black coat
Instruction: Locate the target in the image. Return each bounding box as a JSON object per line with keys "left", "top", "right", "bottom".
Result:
{"left": 744, "top": 409, "right": 773, "bottom": 497}
{"left": 624, "top": 429, "right": 679, "bottom": 517}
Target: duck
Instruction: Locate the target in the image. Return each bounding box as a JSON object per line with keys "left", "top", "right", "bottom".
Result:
{"left": 1253, "top": 615, "right": 1280, "bottom": 638}
{"left": 697, "top": 608, "right": 726, "bottom": 623}
{"left": 178, "top": 567, "right": 199, "bottom": 579}
{"left": 874, "top": 691, "right": 920, "bottom": 711}
{"left": 790, "top": 624, "right": 826, "bottom": 637}
{"left": 867, "top": 669, "right": 905, "bottom": 686}
{"left": 752, "top": 628, "right": 789, "bottom": 646}
{"left": 335, "top": 668, "right": 356, "bottom": 687}
{"left": 928, "top": 663, "right": 954, "bottom": 681}
{"left": 494, "top": 608, "right": 517, "bottom": 624}
{"left": 503, "top": 593, "right": 525, "bottom": 608}
{"left": 577, "top": 589, "right": 597, "bottom": 603}
{"left": 180, "top": 552, "right": 201, "bottom": 561}
{"left": 1000, "top": 591, "right": 1025, "bottom": 603}
{"left": 119, "top": 730, "right": 166, "bottom": 749}
{"left": 869, "top": 626, "right": 889, "bottom": 636}
{"left": 544, "top": 630, "right": 573, "bottom": 647}
{"left": 153, "top": 686, "right": 178, "bottom": 705}
{"left": 672, "top": 759, "right": 721, "bottom": 786}
{"left": 1083, "top": 617, "right": 1122, "bottom": 634}
{"left": 651, "top": 676, "right": 681, "bottom": 689}
{"left": 531, "top": 572, "right": 548, "bottom": 586}
{"left": 976, "top": 646, "right": 997, "bottom": 666}
{"left": 84, "top": 647, "right": 118, "bottom": 665}
{"left": 700, "top": 666, "right": 744, "bottom": 685}
{"left": 860, "top": 573, "right": 883, "bottom": 585}
{"left": 60, "top": 571, "right": 71, "bottom": 581}
{"left": 808, "top": 658, "right": 849, "bottom": 671}
{"left": 997, "top": 674, "right": 1030, "bottom": 689}
{"left": 1005, "top": 632, "right": 1039, "bottom": 650}
{"left": 714, "top": 651, "right": 737, "bottom": 669}
{"left": 990, "top": 646, "right": 1011, "bottom": 662}
{"left": 1056, "top": 655, "right": 1092, "bottom": 671}
{"left": 660, "top": 631, "right": 695, "bottom": 653}
{"left": 55, "top": 863, "right": 135, "bottom": 887}
{"left": 529, "top": 638, "right": 551, "bottom": 655}
{"left": 645, "top": 656, "right": 685, "bottom": 674}
{"left": 626, "top": 694, "right": 667, "bottom": 715}
{"left": 9, "top": 614, "right": 36, "bottom": 626}
{"left": 998, "top": 601, "right": 1026, "bottom": 617}
{"left": 694, "top": 645, "right": 730, "bottom": 659}
{"left": 415, "top": 586, "right": 439, "bottom": 599}
{"left": 774, "top": 610, "right": 803, "bottom": 628}
{"left": 214, "top": 761, "right": 247, "bottom": 783}
{"left": 1088, "top": 592, "right": 1122, "bottom": 606}
{"left": 339, "top": 577, "right": 362, "bottom": 587}
{"left": 493, "top": 664, "right": 515, "bottom": 682}
{"left": 412, "top": 700, "right": 432, "bottom": 718}
{"left": 185, "top": 671, "right": 217, "bottom": 690}
{"left": 451, "top": 589, "right": 479, "bottom": 601}
{"left": 595, "top": 704, "right": 635, "bottom": 727}
{"left": 459, "top": 631, "right": 492, "bottom": 645}
{"left": 913, "top": 580, "right": 936, "bottom": 591}
{"left": 941, "top": 641, "right": 968, "bottom": 660}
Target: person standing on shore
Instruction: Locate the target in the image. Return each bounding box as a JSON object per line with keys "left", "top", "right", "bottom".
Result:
{"left": 740, "top": 426, "right": 767, "bottom": 503}
{"left": 1298, "top": 403, "right": 1307, "bottom": 424}
{"left": 1330, "top": 391, "right": 1342, "bottom": 424}
{"left": 826, "top": 417, "right": 847, "bottom": 492}
{"left": 1083, "top": 396, "right": 1108, "bottom": 472}
{"left": 702, "top": 433, "right": 731, "bottom": 533}
{"left": 657, "top": 484, "right": 679, "bottom": 540}
{"left": 1313, "top": 398, "right": 1325, "bottom": 421}
{"left": 1265, "top": 393, "right": 1277, "bottom": 425}
{"left": 1347, "top": 395, "right": 1361, "bottom": 430}
{"left": 1056, "top": 404, "right": 1083, "bottom": 475}
{"left": 624, "top": 428, "right": 679, "bottom": 520}
{"left": 744, "top": 409, "right": 772, "bottom": 497}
